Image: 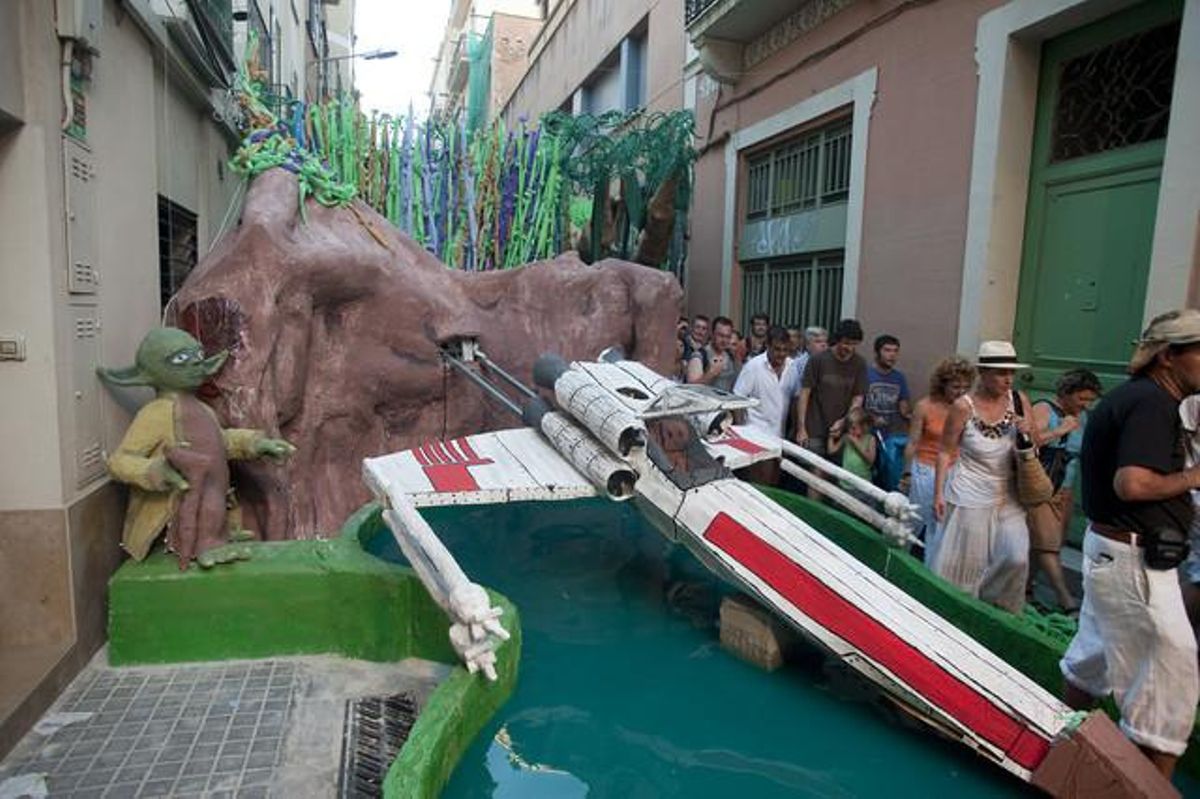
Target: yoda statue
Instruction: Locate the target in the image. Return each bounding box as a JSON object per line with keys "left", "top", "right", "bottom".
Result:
{"left": 99, "top": 327, "right": 295, "bottom": 569}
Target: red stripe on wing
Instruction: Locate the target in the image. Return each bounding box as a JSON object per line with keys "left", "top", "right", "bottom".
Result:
{"left": 703, "top": 512, "right": 1049, "bottom": 771}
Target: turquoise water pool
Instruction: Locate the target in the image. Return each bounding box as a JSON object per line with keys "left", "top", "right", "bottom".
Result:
{"left": 370, "top": 498, "right": 1032, "bottom": 798}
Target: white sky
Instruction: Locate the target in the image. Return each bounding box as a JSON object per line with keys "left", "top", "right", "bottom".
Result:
{"left": 354, "top": 0, "right": 451, "bottom": 117}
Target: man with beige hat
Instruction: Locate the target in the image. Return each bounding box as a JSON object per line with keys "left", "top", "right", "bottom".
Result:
{"left": 1060, "top": 308, "right": 1200, "bottom": 778}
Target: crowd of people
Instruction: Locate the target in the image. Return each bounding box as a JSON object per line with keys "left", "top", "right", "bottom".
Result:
{"left": 673, "top": 307, "right": 1200, "bottom": 778}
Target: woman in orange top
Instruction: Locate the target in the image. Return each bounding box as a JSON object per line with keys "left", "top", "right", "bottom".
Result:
{"left": 902, "top": 356, "right": 976, "bottom": 563}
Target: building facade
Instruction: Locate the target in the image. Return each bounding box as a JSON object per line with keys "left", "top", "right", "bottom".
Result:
{"left": 500, "top": 0, "right": 686, "bottom": 123}
{"left": 429, "top": 0, "right": 543, "bottom": 128}
{"left": 0, "top": 0, "right": 352, "bottom": 757}
{"left": 686, "top": 0, "right": 1199, "bottom": 392}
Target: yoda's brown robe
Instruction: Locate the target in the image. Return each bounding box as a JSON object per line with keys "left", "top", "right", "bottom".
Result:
{"left": 107, "top": 394, "right": 263, "bottom": 560}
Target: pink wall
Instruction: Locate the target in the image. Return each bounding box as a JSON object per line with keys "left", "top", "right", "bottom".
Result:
{"left": 689, "top": 0, "right": 1005, "bottom": 392}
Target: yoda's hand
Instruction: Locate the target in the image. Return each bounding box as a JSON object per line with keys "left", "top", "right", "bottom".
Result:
{"left": 148, "top": 456, "right": 190, "bottom": 492}
{"left": 255, "top": 438, "right": 296, "bottom": 462}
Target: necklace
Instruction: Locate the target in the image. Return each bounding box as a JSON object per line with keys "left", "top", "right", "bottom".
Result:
{"left": 970, "top": 395, "right": 1014, "bottom": 440}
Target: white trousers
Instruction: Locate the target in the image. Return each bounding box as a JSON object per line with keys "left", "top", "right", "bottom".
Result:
{"left": 1061, "top": 528, "right": 1199, "bottom": 756}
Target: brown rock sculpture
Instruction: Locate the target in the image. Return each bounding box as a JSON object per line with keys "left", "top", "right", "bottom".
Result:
{"left": 170, "top": 169, "right": 682, "bottom": 539}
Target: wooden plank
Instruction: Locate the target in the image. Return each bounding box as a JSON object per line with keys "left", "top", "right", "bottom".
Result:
{"left": 363, "top": 428, "right": 598, "bottom": 508}
{"left": 490, "top": 429, "right": 598, "bottom": 502}
{"left": 725, "top": 484, "right": 1062, "bottom": 718}
{"left": 682, "top": 482, "right": 1064, "bottom": 734}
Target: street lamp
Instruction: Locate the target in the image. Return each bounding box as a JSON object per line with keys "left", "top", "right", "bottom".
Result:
{"left": 310, "top": 49, "right": 399, "bottom": 99}
{"left": 320, "top": 48, "right": 399, "bottom": 64}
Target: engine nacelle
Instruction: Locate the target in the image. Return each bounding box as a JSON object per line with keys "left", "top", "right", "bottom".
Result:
{"left": 540, "top": 411, "right": 637, "bottom": 500}
{"left": 553, "top": 368, "right": 646, "bottom": 456}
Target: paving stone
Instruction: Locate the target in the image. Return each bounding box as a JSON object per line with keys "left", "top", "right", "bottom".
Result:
{"left": 225, "top": 725, "right": 255, "bottom": 742}
{"left": 245, "top": 750, "right": 277, "bottom": 770}
{"left": 94, "top": 750, "right": 129, "bottom": 770}
{"left": 190, "top": 742, "right": 220, "bottom": 761}
{"left": 75, "top": 767, "right": 117, "bottom": 789}
{"left": 122, "top": 749, "right": 158, "bottom": 767}
{"left": 173, "top": 773, "right": 210, "bottom": 794}
{"left": 148, "top": 759, "right": 184, "bottom": 782}
{"left": 113, "top": 765, "right": 153, "bottom": 786}
{"left": 140, "top": 777, "right": 177, "bottom": 797}
{"left": 243, "top": 767, "right": 273, "bottom": 786}
{"left": 159, "top": 744, "right": 192, "bottom": 763}
{"left": 102, "top": 782, "right": 143, "bottom": 799}
{"left": 207, "top": 772, "right": 241, "bottom": 792}
{"left": 249, "top": 737, "right": 280, "bottom": 755}
{"left": 215, "top": 753, "right": 245, "bottom": 772}
{"left": 70, "top": 739, "right": 104, "bottom": 757}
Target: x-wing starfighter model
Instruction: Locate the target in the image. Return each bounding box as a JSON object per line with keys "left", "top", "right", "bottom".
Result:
{"left": 362, "top": 341, "right": 1177, "bottom": 796}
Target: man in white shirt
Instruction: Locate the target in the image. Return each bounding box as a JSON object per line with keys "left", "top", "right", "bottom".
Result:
{"left": 733, "top": 325, "right": 800, "bottom": 437}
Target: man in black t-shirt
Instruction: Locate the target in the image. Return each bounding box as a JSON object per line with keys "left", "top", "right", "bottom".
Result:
{"left": 1060, "top": 309, "right": 1200, "bottom": 779}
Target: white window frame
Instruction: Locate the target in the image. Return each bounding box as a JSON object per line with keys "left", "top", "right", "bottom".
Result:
{"left": 721, "top": 68, "right": 875, "bottom": 319}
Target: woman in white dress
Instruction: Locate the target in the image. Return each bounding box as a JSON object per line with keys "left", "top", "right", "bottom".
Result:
{"left": 931, "top": 341, "right": 1038, "bottom": 613}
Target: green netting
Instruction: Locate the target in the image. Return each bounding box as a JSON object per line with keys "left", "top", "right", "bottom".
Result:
{"left": 466, "top": 28, "right": 491, "bottom": 135}
{"left": 757, "top": 486, "right": 1200, "bottom": 777}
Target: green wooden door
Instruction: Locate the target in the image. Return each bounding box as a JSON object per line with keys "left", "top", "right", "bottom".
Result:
{"left": 1014, "top": 0, "right": 1182, "bottom": 393}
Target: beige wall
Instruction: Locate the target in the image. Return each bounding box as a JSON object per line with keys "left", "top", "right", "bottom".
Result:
{"left": 0, "top": 0, "right": 239, "bottom": 758}
{"left": 689, "top": 0, "right": 1003, "bottom": 391}
{"left": 490, "top": 13, "right": 542, "bottom": 116}
{"left": 502, "top": 0, "right": 684, "bottom": 122}
{"left": 0, "top": 3, "right": 70, "bottom": 510}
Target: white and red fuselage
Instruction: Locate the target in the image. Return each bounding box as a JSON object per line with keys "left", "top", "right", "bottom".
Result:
{"left": 363, "top": 355, "right": 1153, "bottom": 793}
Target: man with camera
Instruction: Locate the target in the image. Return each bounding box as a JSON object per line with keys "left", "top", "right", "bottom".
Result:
{"left": 1061, "top": 309, "right": 1200, "bottom": 778}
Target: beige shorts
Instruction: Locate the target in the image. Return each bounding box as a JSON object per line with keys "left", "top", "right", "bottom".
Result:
{"left": 1060, "top": 528, "right": 1199, "bottom": 755}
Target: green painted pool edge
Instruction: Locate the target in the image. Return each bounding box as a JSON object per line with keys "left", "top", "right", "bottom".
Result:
{"left": 107, "top": 502, "right": 521, "bottom": 799}
{"left": 757, "top": 486, "right": 1200, "bottom": 779}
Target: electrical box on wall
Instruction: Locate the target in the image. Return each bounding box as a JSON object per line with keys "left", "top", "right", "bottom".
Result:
{"left": 70, "top": 306, "right": 105, "bottom": 487}
{"left": 64, "top": 137, "right": 99, "bottom": 296}
{"left": 62, "top": 135, "right": 104, "bottom": 488}
{"left": 55, "top": 0, "right": 103, "bottom": 47}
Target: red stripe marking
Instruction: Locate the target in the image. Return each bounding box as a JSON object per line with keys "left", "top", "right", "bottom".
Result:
{"left": 720, "top": 429, "right": 767, "bottom": 454}
{"left": 703, "top": 512, "right": 1050, "bottom": 770}
{"left": 423, "top": 464, "right": 480, "bottom": 492}
{"left": 415, "top": 437, "right": 496, "bottom": 493}
{"left": 458, "top": 437, "right": 481, "bottom": 461}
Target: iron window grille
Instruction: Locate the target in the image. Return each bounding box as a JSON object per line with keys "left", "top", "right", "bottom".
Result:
{"left": 741, "top": 252, "right": 844, "bottom": 333}
{"left": 158, "top": 196, "right": 199, "bottom": 313}
{"left": 745, "top": 119, "right": 852, "bottom": 221}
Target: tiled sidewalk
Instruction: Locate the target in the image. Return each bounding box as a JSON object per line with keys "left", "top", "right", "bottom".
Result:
{"left": 0, "top": 660, "right": 295, "bottom": 798}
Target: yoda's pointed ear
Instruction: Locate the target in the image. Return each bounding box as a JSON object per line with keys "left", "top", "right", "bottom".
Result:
{"left": 97, "top": 364, "right": 151, "bottom": 387}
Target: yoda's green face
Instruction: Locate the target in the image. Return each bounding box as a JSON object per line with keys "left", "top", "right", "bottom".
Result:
{"left": 98, "top": 328, "right": 228, "bottom": 392}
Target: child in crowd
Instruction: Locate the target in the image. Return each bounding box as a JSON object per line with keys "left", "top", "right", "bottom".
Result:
{"left": 828, "top": 407, "right": 876, "bottom": 490}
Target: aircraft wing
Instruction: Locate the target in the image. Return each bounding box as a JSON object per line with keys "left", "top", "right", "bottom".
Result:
{"left": 363, "top": 427, "right": 598, "bottom": 508}
{"left": 702, "top": 425, "right": 782, "bottom": 470}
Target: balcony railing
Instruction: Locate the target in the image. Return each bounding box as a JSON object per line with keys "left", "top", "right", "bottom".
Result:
{"left": 191, "top": 0, "right": 234, "bottom": 65}
{"left": 684, "top": 0, "right": 720, "bottom": 26}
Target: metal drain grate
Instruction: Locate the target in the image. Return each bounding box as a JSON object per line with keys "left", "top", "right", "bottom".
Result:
{"left": 338, "top": 692, "right": 419, "bottom": 798}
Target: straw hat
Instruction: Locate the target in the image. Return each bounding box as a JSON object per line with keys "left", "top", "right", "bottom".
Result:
{"left": 1128, "top": 309, "right": 1200, "bottom": 373}
{"left": 975, "top": 341, "right": 1029, "bottom": 370}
